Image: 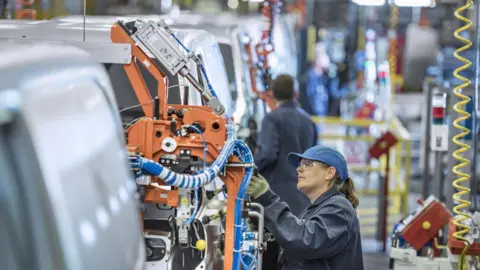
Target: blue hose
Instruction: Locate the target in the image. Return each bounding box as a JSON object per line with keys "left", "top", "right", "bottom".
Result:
{"left": 241, "top": 252, "right": 258, "bottom": 270}
{"left": 231, "top": 140, "right": 254, "bottom": 269}
{"left": 129, "top": 119, "right": 252, "bottom": 269}
{"left": 130, "top": 120, "right": 236, "bottom": 188}
{"left": 198, "top": 63, "right": 218, "bottom": 98}
{"left": 184, "top": 125, "right": 207, "bottom": 225}
{"left": 171, "top": 34, "right": 190, "bottom": 53}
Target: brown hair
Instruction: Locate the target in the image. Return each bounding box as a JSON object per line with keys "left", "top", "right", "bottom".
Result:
{"left": 335, "top": 177, "right": 359, "bottom": 209}
{"left": 270, "top": 74, "right": 295, "bottom": 101}
{"left": 319, "top": 162, "right": 360, "bottom": 208}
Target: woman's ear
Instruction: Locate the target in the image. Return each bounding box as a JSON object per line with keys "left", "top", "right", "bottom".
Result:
{"left": 326, "top": 167, "right": 336, "bottom": 182}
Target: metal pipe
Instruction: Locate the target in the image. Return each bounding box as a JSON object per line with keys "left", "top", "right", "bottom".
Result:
{"left": 226, "top": 163, "right": 257, "bottom": 168}
{"left": 184, "top": 73, "right": 212, "bottom": 101}
{"left": 432, "top": 151, "right": 443, "bottom": 199}
{"left": 184, "top": 72, "right": 224, "bottom": 115}
{"left": 248, "top": 211, "right": 264, "bottom": 269}
{"left": 247, "top": 202, "right": 265, "bottom": 217}
{"left": 195, "top": 187, "right": 208, "bottom": 220}
{"left": 422, "top": 81, "right": 433, "bottom": 198}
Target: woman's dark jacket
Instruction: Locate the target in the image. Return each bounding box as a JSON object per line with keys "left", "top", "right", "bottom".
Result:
{"left": 254, "top": 188, "right": 364, "bottom": 270}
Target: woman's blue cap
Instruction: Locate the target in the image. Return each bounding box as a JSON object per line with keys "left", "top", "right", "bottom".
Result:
{"left": 288, "top": 145, "right": 349, "bottom": 182}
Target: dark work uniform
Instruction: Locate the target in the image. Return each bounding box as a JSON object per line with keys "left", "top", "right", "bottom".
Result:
{"left": 254, "top": 100, "right": 316, "bottom": 215}
{"left": 254, "top": 100, "right": 317, "bottom": 269}
{"left": 255, "top": 188, "right": 364, "bottom": 270}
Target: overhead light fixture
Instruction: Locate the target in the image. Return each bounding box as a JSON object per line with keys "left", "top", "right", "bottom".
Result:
{"left": 393, "top": 0, "right": 435, "bottom": 7}
{"left": 352, "top": 0, "right": 386, "bottom": 6}
{"left": 228, "top": 0, "right": 239, "bottom": 9}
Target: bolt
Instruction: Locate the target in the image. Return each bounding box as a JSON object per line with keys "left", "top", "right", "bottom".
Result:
{"left": 124, "top": 45, "right": 128, "bottom": 50}
{"left": 124, "top": 58, "right": 128, "bottom": 63}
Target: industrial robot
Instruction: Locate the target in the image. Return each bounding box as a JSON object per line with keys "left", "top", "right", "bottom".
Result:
{"left": 108, "top": 19, "right": 265, "bottom": 270}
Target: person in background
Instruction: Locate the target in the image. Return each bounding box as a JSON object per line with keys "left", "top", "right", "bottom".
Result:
{"left": 306, "top": 42, "right": 348, "bottom": 117}
{"left": 248, "top": 145, "right": 364, "bottom": 269}
{"left": 254, "top": 74, "right": 317, "bottom": 269}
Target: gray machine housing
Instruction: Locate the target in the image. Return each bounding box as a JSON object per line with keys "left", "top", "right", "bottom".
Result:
{"left": 0, "top": 40, "right": 145, "bottom": 270}
{"left": 0, "top": 19, "right": 229, "bottom": 270}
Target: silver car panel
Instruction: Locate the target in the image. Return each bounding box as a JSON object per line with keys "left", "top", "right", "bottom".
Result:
{"left": 0, "top": 41, "right": 145, "bottom": 270}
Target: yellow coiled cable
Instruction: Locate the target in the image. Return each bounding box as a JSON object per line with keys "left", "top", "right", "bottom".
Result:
{"left": 452, "top": 1, "right": 473, "bottom": 269}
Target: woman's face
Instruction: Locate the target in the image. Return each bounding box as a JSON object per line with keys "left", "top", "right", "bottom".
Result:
{"left": 296, "top": 159, "right": 336, "bottom": 196}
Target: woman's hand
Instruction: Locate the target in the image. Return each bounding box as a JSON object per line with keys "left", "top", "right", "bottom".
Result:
{"left": 247, "top": 174, "right": 270, "bottom": 199}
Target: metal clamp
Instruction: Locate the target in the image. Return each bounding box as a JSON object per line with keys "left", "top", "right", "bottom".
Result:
{"left": 123, "top": 19, "right": 225, "bottom": 115}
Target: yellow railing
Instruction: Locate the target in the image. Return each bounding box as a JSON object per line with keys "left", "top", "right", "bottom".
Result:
{"left": 312, "top": 116, "right": 412, "bottom": 216}
{"left": 312, "top": 116, "right": 385, "bottom": 127}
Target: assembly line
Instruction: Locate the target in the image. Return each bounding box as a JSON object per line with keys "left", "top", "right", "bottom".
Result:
{"left": 2, "top": 0, "right": 480, "bottom": 270}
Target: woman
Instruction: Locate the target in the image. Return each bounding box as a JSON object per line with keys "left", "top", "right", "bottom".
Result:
{"left": 248, "top": 145, "right": 364, "bottom": 269}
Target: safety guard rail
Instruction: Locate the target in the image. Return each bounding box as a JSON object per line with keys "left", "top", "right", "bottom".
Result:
{"left": 312, "top": 115, "right": 412, "bottom": 216}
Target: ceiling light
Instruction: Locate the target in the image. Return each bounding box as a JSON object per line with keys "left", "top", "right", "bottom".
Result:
{"left": 393, "top": 0, "right": 435, "bottom": 7}
{"left": 228, "top": 0, "right": 239, "bottom": 9}
{"left": 352, "top": 0, "right": 385, "bottom": 6}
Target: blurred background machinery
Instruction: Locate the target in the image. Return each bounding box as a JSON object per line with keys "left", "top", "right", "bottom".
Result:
{"left": 2, "top": 0, "right": 480, "bottom": 269}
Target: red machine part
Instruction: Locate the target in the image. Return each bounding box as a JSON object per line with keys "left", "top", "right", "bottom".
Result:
{"left": 368, "top": 131, "right": 398, "bottom": 159}
{"left": 111, "top": 22, "right": 245, "bottom": 270}
{"left": 400, "top": 199, "right": 451, "bottom": 251}
{"left": 354, "top": 101, "right": 376, "bottom": 119}
{"left": 245, "top": 41, "right": 276, "bottom": 111}
{"left": 448, "top": 219, "right": 480, "bottom": 256}
{"left": 16, "top": 0, "right": 37, "bottom": 19}
{"left": 244, "top": 0, "right": 279, "bottom": 112}
{"left": 286, "top": 0, "right": 306, "bottom": 29}
{"left": 259, "top": 0, "right": 279, "bottom": 41}
{"left": 432, "top": 107, "right": 445, "bottom": 119}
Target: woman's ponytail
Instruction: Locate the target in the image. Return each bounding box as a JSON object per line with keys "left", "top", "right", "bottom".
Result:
{"left": 337, "top": 177, "right": 359, "bottom": 209}
{"left": 319, "top": 161, "right": 360, "bottom": 209}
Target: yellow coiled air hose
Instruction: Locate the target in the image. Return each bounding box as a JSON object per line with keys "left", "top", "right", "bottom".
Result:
{"left": 452, "top": 0, "right": 473, "bottom": 269}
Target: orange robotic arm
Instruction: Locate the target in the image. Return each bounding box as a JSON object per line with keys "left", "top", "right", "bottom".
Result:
{"left": 245, "top": 41, "right": 276, "bottom": 111}
{"left": 111, "top": 20, "right": 255, "bottom": 270}
{"left": 244, "top": 0, "right": 280, "bottom": 112}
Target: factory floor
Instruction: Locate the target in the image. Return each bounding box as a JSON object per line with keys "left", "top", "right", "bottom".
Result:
{"left": 359, "top": 184, "right": 424, "bottom": 269}
{"left": 362, "top": 240, "right": 390, "bottom": 269}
